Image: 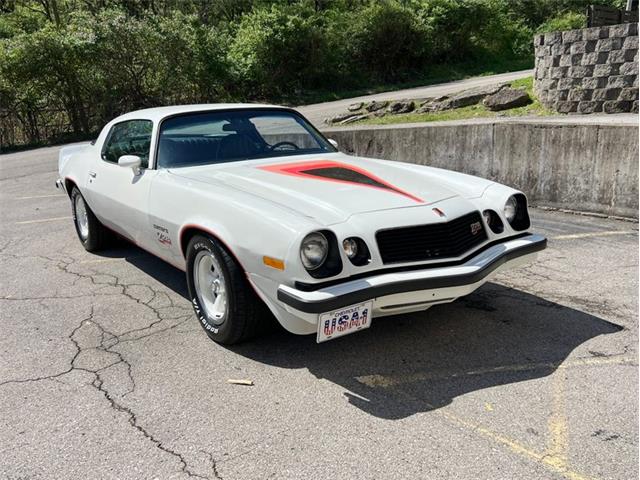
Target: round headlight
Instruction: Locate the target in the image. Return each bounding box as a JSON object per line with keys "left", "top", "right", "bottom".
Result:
{"left": 504, "top": 196, "right": 518, "bottom": 223}
{"left": 300, "top": 232, "right": 328, "bottom": 270}
{"left": 342, "top": 238, "right": 358, "bottom": 259}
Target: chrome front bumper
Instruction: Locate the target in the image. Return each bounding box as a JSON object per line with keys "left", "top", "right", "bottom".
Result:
{"left": 277, "top": 233, "right": 547, "bottom": 314}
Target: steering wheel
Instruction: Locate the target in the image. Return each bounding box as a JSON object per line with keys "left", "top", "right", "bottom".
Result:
{"left": 269, "top": 141, "right": 300, "bottom": 151}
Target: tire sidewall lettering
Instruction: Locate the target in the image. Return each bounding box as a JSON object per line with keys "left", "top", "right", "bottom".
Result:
{"left": 189, "top": 238, "right": 224, "bottom": 337}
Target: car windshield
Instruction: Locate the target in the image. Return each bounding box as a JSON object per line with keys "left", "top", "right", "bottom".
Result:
{"left": 156, "top": 109, "right": 335, "bottom": 168}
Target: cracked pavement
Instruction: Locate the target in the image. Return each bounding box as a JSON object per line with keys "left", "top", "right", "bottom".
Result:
{"left": 0, "top": 144, "right": 638, "bottom": 479}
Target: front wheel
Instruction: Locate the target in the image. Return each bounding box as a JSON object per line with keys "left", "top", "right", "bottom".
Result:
{"left": 70, "top": 186, "right": 110, "bottom": 252}
{"left": 186, "top": 234, "right": 271, "bottom": 344}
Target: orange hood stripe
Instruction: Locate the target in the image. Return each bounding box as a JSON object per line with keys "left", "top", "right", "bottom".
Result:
{"left": 258, "top": 160, "right": 424, "bottom": 203}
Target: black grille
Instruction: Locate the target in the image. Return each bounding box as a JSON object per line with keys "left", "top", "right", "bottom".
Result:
{"left": 376, "top": 211, "right": 488, "bottom": 264}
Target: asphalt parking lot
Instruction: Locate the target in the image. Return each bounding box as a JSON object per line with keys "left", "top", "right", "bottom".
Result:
{"left": 1, "top": 145, "right": 638, "bottom": 480}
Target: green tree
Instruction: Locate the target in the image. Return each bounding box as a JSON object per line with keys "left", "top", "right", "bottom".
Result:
{"left": 344, "top": 1, "right": 428, "bottom": 81}
{"left": 228, "top": 3, "right": 332, "bottom": 97}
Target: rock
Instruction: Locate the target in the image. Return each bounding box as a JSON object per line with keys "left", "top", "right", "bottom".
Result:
{"left": 347, "top": 102, "right": 363, "bottom": 112}
{"left": 415, "top": 102, "right": 440, "bottom": 114}
{"left": 440, "top": 84, "right": 506, "bottom": 109}
{"left": 339, "top": 114, "right": 369, "bottom": 125}
{"left": 417, "top": 97, "right": 435, "bottom": 105}
{"left": 386, "top": 101, "right": 414, "bottom": 114}
{"left": 327, "top": 112, "right": 359, "bottom": 124}
{"left": 417, "top": 97, "right": 438, "bottom": 107}
{"left": 483, "top": 88, "right": 532, "bottom": 111}
{"left": 365, "top": 101, "right": 388, "bottom": 112}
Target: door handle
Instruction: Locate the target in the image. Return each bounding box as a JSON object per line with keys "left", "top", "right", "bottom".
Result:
{"left": 89, "top": 172, "right": 97, "bottom": 178}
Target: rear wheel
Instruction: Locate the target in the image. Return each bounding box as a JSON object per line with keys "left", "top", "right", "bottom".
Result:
{"left": 70, "top": 186, "right": 110, "bottom": 252}
{"left": 186, "top": 234, "right": 271, "bottom": 344}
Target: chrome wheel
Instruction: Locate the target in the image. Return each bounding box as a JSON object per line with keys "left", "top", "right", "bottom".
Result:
{"left": 193, "top": 250, "right": 228, "bottom": 325}
{"left": 74, "top": 194, "right": 89, "bottom": 240}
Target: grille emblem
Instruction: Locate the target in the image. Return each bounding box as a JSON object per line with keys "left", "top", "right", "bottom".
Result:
{"left": 432, "top": 207, "right": 446, "bottom": 218}
{"left": 470, "top": 221, "right": 482, "bottom": 235}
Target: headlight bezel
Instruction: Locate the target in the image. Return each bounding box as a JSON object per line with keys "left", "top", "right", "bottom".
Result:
{"left": 483, "top": 209, "right": 504, "bottom": 234}
{"left": 503, "top": 193, "right": 531, "bottom": 231}
{"left": 342, "top": 236, "right": 371, "bottom": 267}
{"left": 300, "top": 230, "right": 343, "bottom": 279}
{"left": 504, "top": 195, "right": 518, "bottom": 223}
{"left": 300, "top": 232, "right": 329, "bottom": 270}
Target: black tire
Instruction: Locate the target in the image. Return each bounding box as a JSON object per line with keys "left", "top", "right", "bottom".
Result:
{"left": 186, "top": 234, "right": 272, "bottom": 345}
{"left": 70, "top": 186, "right": 110, "bottom": 252}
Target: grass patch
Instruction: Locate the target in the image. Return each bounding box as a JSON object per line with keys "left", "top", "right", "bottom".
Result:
{"left": 355, "top": 76, "right": 555, "bottom": 126}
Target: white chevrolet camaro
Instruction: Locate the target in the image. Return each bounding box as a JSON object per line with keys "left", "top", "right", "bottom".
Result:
{"left": 57, "top": 104, "right": 547, "bottom": 344}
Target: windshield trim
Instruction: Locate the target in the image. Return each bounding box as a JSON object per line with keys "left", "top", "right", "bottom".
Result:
{"left": 153, "top": 107, "right": 337, "bottom": 170}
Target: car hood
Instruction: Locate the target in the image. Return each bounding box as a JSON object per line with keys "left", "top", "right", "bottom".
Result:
{"left": 169, "top": 153, "right": 493, "bottom": 225}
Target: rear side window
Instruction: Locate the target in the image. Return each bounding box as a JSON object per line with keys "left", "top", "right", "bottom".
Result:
{"left": 102, "top": 120, "right": 153, "bottom": 167}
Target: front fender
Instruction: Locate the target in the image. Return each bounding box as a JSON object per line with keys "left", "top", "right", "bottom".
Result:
{"left": 149, "top": 171, "right": 318, "bottom": 282}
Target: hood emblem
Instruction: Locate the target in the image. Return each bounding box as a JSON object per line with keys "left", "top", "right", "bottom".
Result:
{"left": 432, "top": 207, "right": 446, "bottom": 218}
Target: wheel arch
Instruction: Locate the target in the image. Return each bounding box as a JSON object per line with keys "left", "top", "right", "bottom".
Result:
{"left": 64, "top": 177, "right": 77, "bottom": 198}
{"left": 179, "top": 223, "right": 278, "bottom": 309}
{"left": 179, "top": 224, "right": 246, "bottom": 272}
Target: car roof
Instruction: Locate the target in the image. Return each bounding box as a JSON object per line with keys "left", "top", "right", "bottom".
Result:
{"left": 114, "top": 103, "right": 289, "bottom": 123}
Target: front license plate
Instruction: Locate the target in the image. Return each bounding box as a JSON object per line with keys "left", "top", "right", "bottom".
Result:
{"left": 317, "top": 301, "right": 373, "bottom": 343}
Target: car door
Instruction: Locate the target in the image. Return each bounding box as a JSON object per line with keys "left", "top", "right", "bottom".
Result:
{"left": 85, "top": 119, "right": 157, "bottom": 244}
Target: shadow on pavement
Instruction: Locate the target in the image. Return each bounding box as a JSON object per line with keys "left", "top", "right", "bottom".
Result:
{"left": 98, "top": 243, "right": 190, "bottom": 297}
{"left": 119, "top": 243, "right": 623, "bottom": 420}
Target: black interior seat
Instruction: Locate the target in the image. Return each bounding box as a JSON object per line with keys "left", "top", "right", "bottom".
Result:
{"left": 158, "top": 137, "right": 219, "bottom": 167}
{"left": 218, "top": 133, "right": 263, "bottom": 160}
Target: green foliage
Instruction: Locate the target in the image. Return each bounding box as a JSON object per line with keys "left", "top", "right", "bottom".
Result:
{"left": 536, "top": 11, "right": 586, "bottom": 34}
{"left": 0, "top": 0, "right": 620, "bottom": 148}
{"left": 503, "top": 0, "right": 626, "bottom": 29}
{"left": 228, "top": 4, "right": 331, "bottom": 97}
{"left": 344, "top": 1, "right": 427, "bottom": 81}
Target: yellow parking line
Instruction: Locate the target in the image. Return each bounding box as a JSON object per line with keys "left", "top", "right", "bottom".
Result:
{"left": 15, "top": 194, "right": 66, "bottom": 200}
{"left": 546, "top": 372, "right": 569, "bottom": 466}
{"left": 553, "top": 231, "right": 636, "bottom": 240}
{"left": 357, "top": 356, "right": 637, "bottom": 480}
{"left": 434, "top": 404, "right": 595, "bottom": 480}
{"left": 16, "top": 216, "right": 70, "bottom": 225}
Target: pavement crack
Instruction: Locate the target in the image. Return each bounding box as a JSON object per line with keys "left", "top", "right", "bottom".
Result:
{"left": 1, "top": 303, "right": 205, "bottom": 479}
{"left": 201, "top": 450, "right": 224, "bottom": 480}
{"left": 0, "top": 308, "right": 94, "bottom": 388}
{"left": 2, "top": 247, "right": 209, "bottom": 478}
{"left": 90, "top": 373, "right": 208, "bottom": 479}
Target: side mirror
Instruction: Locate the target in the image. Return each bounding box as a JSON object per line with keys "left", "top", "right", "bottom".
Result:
{"left": 328, "top": 138, "right": 338, "bottom": 149}
{"left": 118, "top": 155, "right": 142, "bottom": 173}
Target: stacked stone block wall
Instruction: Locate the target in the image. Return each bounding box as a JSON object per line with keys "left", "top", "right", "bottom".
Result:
{"left": 534, "top": 23, "right": 639, "bottom": 114}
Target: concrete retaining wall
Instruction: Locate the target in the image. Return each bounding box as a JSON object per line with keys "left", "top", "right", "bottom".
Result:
{"left": 323, "top": 120, "right": 639, "bottom": 218}
{"left": 534, "top": 23, "right": 639, "bottom": 114}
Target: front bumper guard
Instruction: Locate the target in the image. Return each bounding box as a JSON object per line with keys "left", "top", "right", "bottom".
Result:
{"left": 277, "top": 233, "right": 547, "bottom": 314}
